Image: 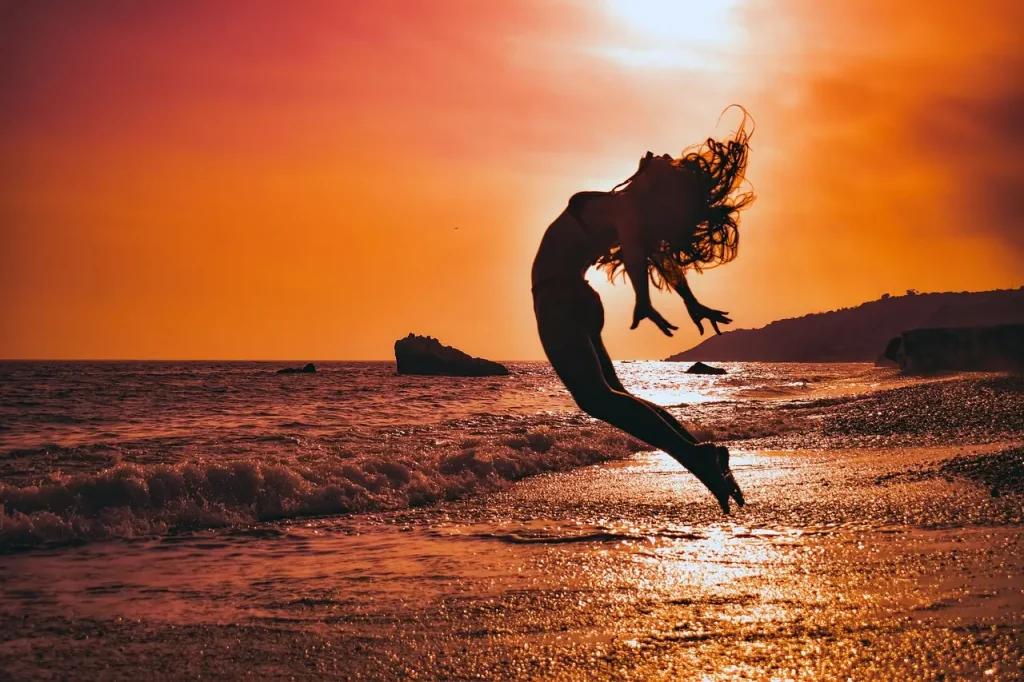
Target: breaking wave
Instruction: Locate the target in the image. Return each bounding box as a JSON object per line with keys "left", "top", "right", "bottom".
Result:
{"left": 0, "top": 427, "right": 647, "bottom": 551}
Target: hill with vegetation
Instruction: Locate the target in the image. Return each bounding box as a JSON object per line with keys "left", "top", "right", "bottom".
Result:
{"left": 666, "top": 287, "right": 1024, "bottom": 363}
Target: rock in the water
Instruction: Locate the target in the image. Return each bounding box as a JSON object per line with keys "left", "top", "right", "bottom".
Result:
{"left": 886, "top": 325, "right": 1024, "bottom": 373}
{"left": 277, "top": 363, "right": 316, "bottom": 375}
{"left": 686, "top": 361, "right": 727, "bottom": 375}
{"left": 882, "top": 336, "right": 903, "bottom": 362}
{"left": 395, "top": 334, "right": 508, "bottom": 377}
{"left": 875, "top": 337, "right": 902, "bottom": 367}
{"left": 874, "top": 354, "right": 899, "bottom": 368}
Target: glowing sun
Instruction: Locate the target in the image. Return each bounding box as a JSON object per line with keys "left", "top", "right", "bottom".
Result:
{"left": 601, "top": 0, "right": 745, "bottom": 69}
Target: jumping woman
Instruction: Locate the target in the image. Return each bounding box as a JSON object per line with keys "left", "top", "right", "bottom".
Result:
{"left": 531, "top": 109, "right": 754, "bottom": 514}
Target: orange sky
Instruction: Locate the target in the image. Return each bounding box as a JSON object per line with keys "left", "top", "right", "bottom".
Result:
{"left": 2, "top": 0, "right": 1021, "bottom": 360}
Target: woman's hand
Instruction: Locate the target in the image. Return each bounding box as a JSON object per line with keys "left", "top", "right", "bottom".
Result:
{"left": 631, "top": 301, "right": 679, "bottom": 336}
{"left": 686, "top": 301, "right": 732, "bottom": 336}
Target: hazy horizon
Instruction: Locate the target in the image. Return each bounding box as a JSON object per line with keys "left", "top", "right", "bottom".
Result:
{"left": 4, "top": 283, "right": 1019, "bottom": 362}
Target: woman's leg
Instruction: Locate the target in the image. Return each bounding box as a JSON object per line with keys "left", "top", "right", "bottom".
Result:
{"left": 590, "top": 330, "right": 744, "bottom": 507}
{"left": 590, "top": 333, "right": 699, "bottom": 446}
{"left": 538, "top": 325, "right": 732, "bottom": 510}
{"left": 534, "top": 283, "right": 738, "bottom": 510}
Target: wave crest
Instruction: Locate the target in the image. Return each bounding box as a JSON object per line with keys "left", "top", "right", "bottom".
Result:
{"left": 0, "top": 427, "right": 646, "bottom": 551}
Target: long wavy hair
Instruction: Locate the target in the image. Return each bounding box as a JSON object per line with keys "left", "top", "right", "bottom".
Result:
{"left": 596, "top": 106, "right": 755, "bottom": 290}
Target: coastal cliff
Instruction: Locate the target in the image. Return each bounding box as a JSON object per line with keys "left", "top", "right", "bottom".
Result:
{"left": 668, "top": 287, "right": 1024, "bottom": 363}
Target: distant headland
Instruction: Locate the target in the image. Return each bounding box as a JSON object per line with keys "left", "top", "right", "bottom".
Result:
{"left": 667, "top": 287, "right": 1024, "bottom": 363}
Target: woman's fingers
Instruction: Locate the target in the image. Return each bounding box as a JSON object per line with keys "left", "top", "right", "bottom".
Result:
{"left": 689, "top": 306, "right": 732, "bottom": 336}
{"left": 650, "top": 311, "right": 677, "bottom": 336}
{"left": 651, "top": 309, "right": 672, "bottom": 324}
{"left": 631, "top": 307, "right": 679, "bottom": 336}
{"left": 708, "top": 311, "right": 732, "bottom": 334}
{"left": 709, "top": 309, "right": 731, "bottom": 322}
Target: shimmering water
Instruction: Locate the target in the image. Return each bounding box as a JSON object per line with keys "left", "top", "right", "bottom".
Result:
{"left": 0, "top": 361, "right": 891, "bottom": 548}
{"left": 0, "top": 360, "right": 888, "bottom": 460}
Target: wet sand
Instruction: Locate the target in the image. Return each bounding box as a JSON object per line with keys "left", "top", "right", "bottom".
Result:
{"left": 2, "top": 443, "right": 1021, "bottom": 680}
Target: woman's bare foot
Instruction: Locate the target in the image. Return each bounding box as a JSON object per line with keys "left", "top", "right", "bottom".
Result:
{"left": 680, "top": 443, "right": 736, "bottom": 514}
{"left": 713, "top": 445, "right": 745, "bottom": 508}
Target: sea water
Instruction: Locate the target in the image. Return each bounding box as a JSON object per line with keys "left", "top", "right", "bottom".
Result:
{"left": 0, "top": 361, "right": 892, "bottom": 549}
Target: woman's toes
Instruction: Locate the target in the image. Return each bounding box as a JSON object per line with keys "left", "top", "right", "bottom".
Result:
{"left": 714, "top": 445, "right": 744, "bottom": 507}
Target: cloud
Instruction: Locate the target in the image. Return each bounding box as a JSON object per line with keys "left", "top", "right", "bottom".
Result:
{"left": 743, "top": 0, "right": 1024, "bottom": 269}
{"left": 909, "top": 62, "right": 1024, "bottom": 252}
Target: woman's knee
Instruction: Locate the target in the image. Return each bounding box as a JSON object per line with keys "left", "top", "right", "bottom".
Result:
{"left": 571, "top": 388, "right": 619, "bottom": 420}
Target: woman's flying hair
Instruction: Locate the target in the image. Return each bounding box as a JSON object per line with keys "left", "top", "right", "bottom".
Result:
{"left": 596, "top": 105, "right": 755, "bottom": 290}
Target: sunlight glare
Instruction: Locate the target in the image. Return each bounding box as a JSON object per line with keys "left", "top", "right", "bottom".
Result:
{"left": 601, "top": 0, "right": 745, "bottom": 70}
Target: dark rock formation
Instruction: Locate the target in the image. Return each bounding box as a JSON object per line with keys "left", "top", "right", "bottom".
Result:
{"left": 277, "top": 363, "right": 316, "bottom": 374}
{"left": 875, "top": 337, "right": 903, "bottom": 367}
{"left": 885, "top": 325, "right": 1024, "bottom": 373}
{"left": 667, "top": 287, "right": 1024, "bottom": 363}
{"left": 395, "top": 334, "right": 509, "bottom": 377}
{"left": 881, "top": 337, "right": 903, "bottom": 364}
{"left": 685, "top": 361, "right": 727, "bottom": 375}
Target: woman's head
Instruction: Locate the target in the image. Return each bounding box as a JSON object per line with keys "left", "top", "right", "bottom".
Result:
{"left": 599, "top": 107, "right": 755, "bottom": 288}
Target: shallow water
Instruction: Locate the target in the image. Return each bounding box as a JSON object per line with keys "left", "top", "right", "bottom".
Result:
{"left": 1, "top": 446, "right": 1020, "bottom": 679}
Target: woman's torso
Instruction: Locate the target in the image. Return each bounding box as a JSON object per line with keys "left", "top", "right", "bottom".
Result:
{"left": 531, "top": 192, "right": 610, "bottom": 288}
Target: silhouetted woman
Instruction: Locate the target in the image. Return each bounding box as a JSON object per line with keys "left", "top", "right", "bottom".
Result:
{"left": 531, "top": 109, "right": 754, "bottom": 513}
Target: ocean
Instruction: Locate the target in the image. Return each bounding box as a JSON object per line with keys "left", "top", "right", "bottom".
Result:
{"left": 0, "top": 360, "right": 893, "bottom": 549}
{"left": 1, "top": 361, "right": 1021, "bottom": 679}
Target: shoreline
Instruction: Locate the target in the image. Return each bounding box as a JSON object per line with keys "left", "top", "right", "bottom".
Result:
{"left": 1, "top": 442, "right": 1021, "bottom": 680}
{"left": 3, "top": 370, "right": 1023, "bottom": 552}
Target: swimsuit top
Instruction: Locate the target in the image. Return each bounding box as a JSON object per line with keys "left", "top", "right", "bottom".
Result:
{"left": 531, "top": 191, "right": 608, "bottom": 289}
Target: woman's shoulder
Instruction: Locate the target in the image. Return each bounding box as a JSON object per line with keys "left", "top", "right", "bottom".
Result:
{"left": 567, "top": 191, "right": 607, "bottom": 218}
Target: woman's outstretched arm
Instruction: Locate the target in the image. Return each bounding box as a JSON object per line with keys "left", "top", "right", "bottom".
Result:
{"left": 615, "top": 207, "right": 679, "bottom": 337}
{"left": 654, "top": 258, "right": 732, "bottom": 336}
{"left": 673, "top": 274, "right": 732, "bottom": 336}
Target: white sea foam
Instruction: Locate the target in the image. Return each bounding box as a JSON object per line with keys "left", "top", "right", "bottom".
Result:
{"left": 0, "top": 427, "right": 646, "bottom": 550}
